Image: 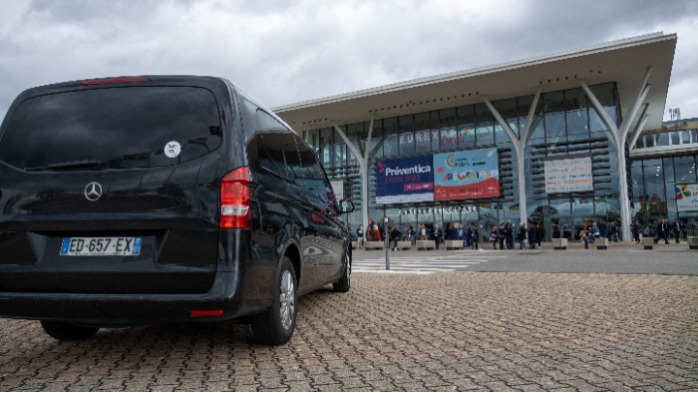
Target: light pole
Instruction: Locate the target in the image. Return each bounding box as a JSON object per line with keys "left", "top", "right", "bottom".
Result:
{"left": 384, "top": 216, "right": 390, "bottom": 270}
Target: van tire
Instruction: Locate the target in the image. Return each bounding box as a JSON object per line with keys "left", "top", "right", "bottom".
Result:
{"left": 250, "top": 257, "right": 297, "bottom": 345}
{"left": 333, "top": 247, "right": 351, "bottom": 293}
{"left": 40, "top": 321, "right": 99, "bottom": 341}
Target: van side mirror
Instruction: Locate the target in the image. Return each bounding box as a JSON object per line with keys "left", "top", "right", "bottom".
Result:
{"left": 339, "top": 200, "right": 355, "bottom": 214}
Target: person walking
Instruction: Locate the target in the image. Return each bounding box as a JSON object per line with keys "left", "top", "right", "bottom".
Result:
{"left": 470, "top": 225, "right": 479, "bottom": 250}
{"left": 366, "top": 218, "right": 375, "bottom": 242}
{"left": 446, "top": 223, "right": 459, "bottom": 241}
{"left": 673, "top": 218, "right": 682, "bottom": 244}
{"left": 579, "top": 223, "right": 589, "bottom": 249}
{"left": 631, "top": 220, "right": 640, "bottom": 245}
{"left": 433, "top": 224, "right": 443, "bottom": 250}
{"left": 356, "top": 224, "right": 364, "bottom": 248}
{"left": 589, "top": 222, "right": 599, "bottom": 246}
{"left": 517, "top": 223, "right": 527, "bottom": 249}
{"left": 609, "top": 220, "right": 619, "bottom": 242}
{"left": 464, "top": 225, "right": 472, "bottom": 248}
{"left": 406, "top": 225, "right": 415, "bottom": 244}
{"left": 457, "top": 224, "right": 465, "bottom": 245}
{"left": 388, "top": 226, "right": 401, "bottom": 251}
{"left": 505, "top": 220, "right": 514, "bottom": 249}
{"left": 528, "top": 223, "right": 537, "bottom": 249}
{"left": 371, "top": 224, "right": 382, "bottom": 242}
{"left": 498, "top": 223, "right": 506, "bottom": 250}
{"left": 656, "top": 219, "right": 669, "bottom": 244}
{"left": 490, "top": 226, "right": 499, "bottom": 249}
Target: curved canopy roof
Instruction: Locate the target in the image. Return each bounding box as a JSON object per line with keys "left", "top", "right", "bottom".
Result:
{"left": 273, "top": 32, "right": 677, "bottom": 134}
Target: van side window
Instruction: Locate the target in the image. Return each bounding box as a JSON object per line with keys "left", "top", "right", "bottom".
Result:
{"left": 255, "top": 134, "right": 287, "bottom": 181}
{"left": 292, "top": 136, "right": 339, "bottom": 213}
{"left": 253, "top": 110, "right": 296, "bottom": 183}
{"left": 283, "top": 137, "right": 302, "bottom": 181}
{"left": 256, "top": 109, "right": 289, "bottom": 133}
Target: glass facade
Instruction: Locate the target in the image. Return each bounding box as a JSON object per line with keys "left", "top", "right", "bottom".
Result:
{"left": 304, "top": 83, "right": 634, "bottom": 241}
{"left": 523, "top": 84, "right": 620, "bottom": 240}
{"left": 630, "top": 119, "right": 698, "bottom": 236}
{"left": 634, "top": 128, "right": 698, "bottom": 149}
{"left": 631, "top": 153, "right": 698, "bottom": 236}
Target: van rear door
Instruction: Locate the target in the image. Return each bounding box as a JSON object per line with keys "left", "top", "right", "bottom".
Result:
{"left": 0, "top": 79, "right": 228, "bottom": 295}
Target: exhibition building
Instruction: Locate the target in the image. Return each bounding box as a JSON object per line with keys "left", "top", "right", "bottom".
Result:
{"left": 273, "top": 32, "right": 697, "bottom": 241}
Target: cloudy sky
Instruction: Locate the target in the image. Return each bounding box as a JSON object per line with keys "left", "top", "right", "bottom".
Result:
{"left": 1, "top": 0, "right": 697, "bottom": 123}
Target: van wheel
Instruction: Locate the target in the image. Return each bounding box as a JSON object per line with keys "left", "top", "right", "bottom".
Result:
{"left": 250, "top": 257, "right": 297, "bottom": 345}
{"left": 333, "top": 247, "right": 351, "bottom": 293}
{"left": 40, "top": 321, "right": 99, "bottom": 341}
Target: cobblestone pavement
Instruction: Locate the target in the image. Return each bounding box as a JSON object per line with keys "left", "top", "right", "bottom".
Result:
{"left": 1, "top": 272, "right": 697, "bottom": 391}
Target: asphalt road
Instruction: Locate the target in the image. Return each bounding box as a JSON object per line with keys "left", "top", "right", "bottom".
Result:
{"left": 353, "top": 241, "right": 698, "bottom": 275}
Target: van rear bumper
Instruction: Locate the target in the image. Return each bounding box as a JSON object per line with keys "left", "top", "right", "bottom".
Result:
{"left": 0, "top": 271, "right": 264, "bottom": 325}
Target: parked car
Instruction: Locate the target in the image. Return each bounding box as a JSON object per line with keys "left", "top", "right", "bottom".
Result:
{"left": 0, "top": 75, "right": 354, "bottom": 345}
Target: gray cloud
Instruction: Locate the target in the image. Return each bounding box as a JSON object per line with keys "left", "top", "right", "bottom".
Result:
{"left": 0, "top": 0, "right": 696, "bottom": 122}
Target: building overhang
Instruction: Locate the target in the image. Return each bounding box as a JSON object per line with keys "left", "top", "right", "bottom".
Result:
{"left": 273, "top": 32, "right": 677, "bottom": 134}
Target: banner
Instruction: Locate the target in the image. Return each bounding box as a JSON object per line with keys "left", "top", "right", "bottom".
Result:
{"left": 544, "top": 156, "right": 594, "bottom": 194}
{"left": 676, "top": 183, "right": 698, "bottom": 212}
{"left": 375, "top": 155, "right": 434, "bottom": 205}
{"left": 433, "top": 148, "right": 500, "bottom": 201}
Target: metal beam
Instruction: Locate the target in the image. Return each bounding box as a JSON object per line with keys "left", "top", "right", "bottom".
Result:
{"left": 620, "top": 84, "right": 651, "bottom": 142}
{"left": 483, "top": 94, "right": 539, "bottom": 227}
{"left": 332, "top": 124, "right": 362, "bottom": 170}
{"left": 333, "top": 119, "right": 372, "bottom": 233}
{"left": 520, "top": 89, "right": 541, "bottom": 143}
{"left": 483, "top": 97, "right": 517, "bottom": 144}
{"left": 580, "top": 80, "right": 619, "bottom": 148}
{"left": 620, "top": 67, "right": 653, "bottom": 140}
{"left": 629, "top": 105, "right": 649, "bottom": 149}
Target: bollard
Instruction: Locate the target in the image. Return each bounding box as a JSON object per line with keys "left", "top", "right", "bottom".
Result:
{"left": 384, "top": 217, "right": 390, "bottom": 270}
{"left": 641, "top": 236, "right": 654, "bottom": 250}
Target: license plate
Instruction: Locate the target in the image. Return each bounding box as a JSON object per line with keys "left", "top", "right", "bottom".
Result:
{"left": 60, "top": 237, "right": 142, "bottom": 256}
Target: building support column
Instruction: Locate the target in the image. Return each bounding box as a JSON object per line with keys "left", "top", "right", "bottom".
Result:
{"left": 580, "top": 66, "right": 652, "bottom": 241}
{"left": 333, "top": 118, "right": 374, "bottom": 230}
{"left": 629, "top": 103, "right": 649, "bottom": 149}
{"left": 483, "top": 89, "right": 541, "bottom": 227}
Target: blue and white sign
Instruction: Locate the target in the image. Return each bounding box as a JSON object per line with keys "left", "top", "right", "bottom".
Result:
{"left": 375, "top": 156, "right": 434, "bottom": 205}
{"left": 544, "top": 156, "right": 594, "bottom": 194}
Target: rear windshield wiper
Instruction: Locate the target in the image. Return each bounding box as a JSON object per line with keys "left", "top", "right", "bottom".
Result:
{"left": 24, "top": 160, "right": 105, "bottom": 172}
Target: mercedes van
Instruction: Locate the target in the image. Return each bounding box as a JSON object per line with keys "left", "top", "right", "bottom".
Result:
{"left": 0, "top": 76, "right": 354, "bottom": 345}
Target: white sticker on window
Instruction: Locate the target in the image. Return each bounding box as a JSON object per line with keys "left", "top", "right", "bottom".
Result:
{"left": 164, "top": 141, "right": 182, "bottom": 158}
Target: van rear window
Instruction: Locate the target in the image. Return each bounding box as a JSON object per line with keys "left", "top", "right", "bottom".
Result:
{"left": 0, "top": 86, "right": 222, "bottom": 170}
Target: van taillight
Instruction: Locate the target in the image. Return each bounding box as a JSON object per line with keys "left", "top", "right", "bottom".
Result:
{"left": 220, "top": 167, "right": 251, "bottom": 229}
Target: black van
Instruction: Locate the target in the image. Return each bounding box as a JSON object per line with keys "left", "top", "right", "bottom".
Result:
{"left": 0, "top": 76, "right": 354, "bottom": 345}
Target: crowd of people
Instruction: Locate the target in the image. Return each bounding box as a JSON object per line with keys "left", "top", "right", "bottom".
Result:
{"left": 354, "top": 216, "right": 691, "bottom": 251}
{"left": 486, "top": 221, "right": 545, "bottom": 250}
{"left": 575, "top": 217, "right": 686, "bottom": 247}
{"left": 355, "top": 218, "right": 548, "bottom": 251}
{"left": 631, "top": 217, "right": 686, "bottom": 245}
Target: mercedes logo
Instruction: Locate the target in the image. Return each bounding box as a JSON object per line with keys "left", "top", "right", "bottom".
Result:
{"left": 84, "top": 182, "right": 103, "bottom": 202}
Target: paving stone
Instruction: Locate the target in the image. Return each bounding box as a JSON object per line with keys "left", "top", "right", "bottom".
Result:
{"left": 0, "top": 271, "right": 696, "bottom": 391}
